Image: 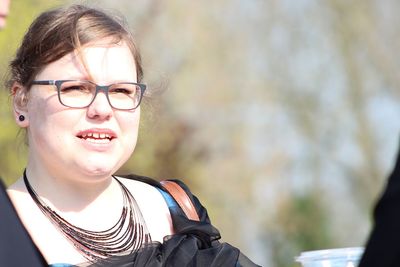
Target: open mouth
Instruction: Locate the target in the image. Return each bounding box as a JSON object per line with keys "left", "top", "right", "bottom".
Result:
{"left": 77, "top": 132, "right": 116, "bottom": 143}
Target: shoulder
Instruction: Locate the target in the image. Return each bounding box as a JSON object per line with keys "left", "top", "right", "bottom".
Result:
{"left": 116, "top": 174, "right": 199, "bottom": 208}
{"left": 7, "top": 176, "right": 25, "bottom": 192}
{"left": 160, "top": 179, "right": 212, "bottom": 224}
{"left": 6, "top": 178, "right": 31, "bottom": 209}
{"left": 115, "top": 174, "right": 166, "bottom": 205}
{"left": 115, "top": 174, "right": 174, "bottom": 241}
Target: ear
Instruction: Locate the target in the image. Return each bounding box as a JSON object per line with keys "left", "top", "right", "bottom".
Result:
{"left": 12, "top": 82, "right": 29, "bottom": 128}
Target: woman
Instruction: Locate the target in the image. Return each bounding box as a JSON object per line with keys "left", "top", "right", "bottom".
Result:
{"left": 5, "top": 4, "right": 258, "bottom": 267}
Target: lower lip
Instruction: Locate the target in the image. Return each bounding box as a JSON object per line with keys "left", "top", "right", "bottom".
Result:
{"left": 77, "top": 137, "right": 115, "bottom": 152}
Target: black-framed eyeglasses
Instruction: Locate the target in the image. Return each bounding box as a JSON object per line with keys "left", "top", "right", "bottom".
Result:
{"left": 31, "top": 80, "right": 146, "bottom": 110}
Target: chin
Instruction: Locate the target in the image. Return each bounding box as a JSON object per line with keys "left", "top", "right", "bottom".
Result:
{"left": 76, "top": 150, "right": 131, "bottom": 179}
{"left": 77, "top": 164, "right": 118, "bottom": 180}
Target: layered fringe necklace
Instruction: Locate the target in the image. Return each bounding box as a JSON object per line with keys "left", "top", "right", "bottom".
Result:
{"left": 23, "top": 170, "right": 151, "bottom": 263}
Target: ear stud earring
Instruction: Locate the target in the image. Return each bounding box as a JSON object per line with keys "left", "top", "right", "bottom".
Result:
{"left": 18, "top": 115, "right": 25, "bottom": 121}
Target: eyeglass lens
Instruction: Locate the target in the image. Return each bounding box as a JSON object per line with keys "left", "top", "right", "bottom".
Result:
{"left": 58, "top": 81, "right": 142, "bottom": 110}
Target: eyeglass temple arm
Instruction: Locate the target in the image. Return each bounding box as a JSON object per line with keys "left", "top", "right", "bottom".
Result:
{"left": 31, "top": 80, "right": 55, "bottom": 85}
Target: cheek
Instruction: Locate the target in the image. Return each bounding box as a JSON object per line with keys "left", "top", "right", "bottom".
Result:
{"left": 121, "top": 108, "right": 140, "bottom": 130}
{"left": 27, "top": 94, "right": 62, "bottom": 123}
{"left": 27, "top": 98, "right": 49, "bottom": 132}
{"left": 27, "top": 97, "right": 74, "bottom": 143}
{"left": 119, "top": 111, "right": 141, "bottom": 144}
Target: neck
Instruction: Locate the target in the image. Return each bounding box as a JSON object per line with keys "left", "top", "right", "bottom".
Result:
{"left": 23, "top": 170, "right": 151, "bottom": 262}
{"left": 24, "top": 164, "right": 115, "bottom": 213}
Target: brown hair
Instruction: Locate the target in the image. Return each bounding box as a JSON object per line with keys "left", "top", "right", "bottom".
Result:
{"left": 7, "top": 4, "right": 143, "bottom": 91}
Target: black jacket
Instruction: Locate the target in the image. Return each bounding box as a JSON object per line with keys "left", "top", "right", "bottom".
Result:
{"left": 359, "top": 139, "right": 400, "bottom": 267}
{"left": 0, "top": 179, "right": 47, "bottom": 267}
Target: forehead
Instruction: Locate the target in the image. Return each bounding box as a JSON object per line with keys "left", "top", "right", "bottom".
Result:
{"left": 35, "top": 41, "right": 137, "bottom": 83}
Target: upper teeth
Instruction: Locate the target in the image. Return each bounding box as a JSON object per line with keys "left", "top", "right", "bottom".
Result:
{"left": 81, "top": 133, "right": 111, "bottom": 139}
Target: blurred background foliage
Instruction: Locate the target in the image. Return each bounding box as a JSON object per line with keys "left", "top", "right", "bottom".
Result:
{"left": 1, "top": 0, "right": 400, "bottom": 266}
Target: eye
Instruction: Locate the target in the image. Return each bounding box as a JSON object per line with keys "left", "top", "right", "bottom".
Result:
{"left": 109, "top": 84, "right": 137, "bottom": 95}
{"left": 61, "top": 85, "right": 83, "bottom": 91}
{"left": 112, "top": 88, "right": 132, "bottom": 94}
{"left": 60, "top": 82, "right": 92, "bottom": 93}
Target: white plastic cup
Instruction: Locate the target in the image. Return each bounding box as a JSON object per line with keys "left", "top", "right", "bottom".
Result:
{"left": 295, "top": 247, "right": 364, "bottom": 267}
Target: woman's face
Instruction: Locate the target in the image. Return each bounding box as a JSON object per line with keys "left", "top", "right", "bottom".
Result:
{"left": 22, "top": 41, "right": 140, "bottom": 181}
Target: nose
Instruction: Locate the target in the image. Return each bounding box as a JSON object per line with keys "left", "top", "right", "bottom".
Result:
{"left": 86, "top": 90, "right": 113, "bottom": 120}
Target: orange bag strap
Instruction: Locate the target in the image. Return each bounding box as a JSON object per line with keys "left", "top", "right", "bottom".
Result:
{"left": 160, "top": 180, "right": 200, "bottom": 221}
